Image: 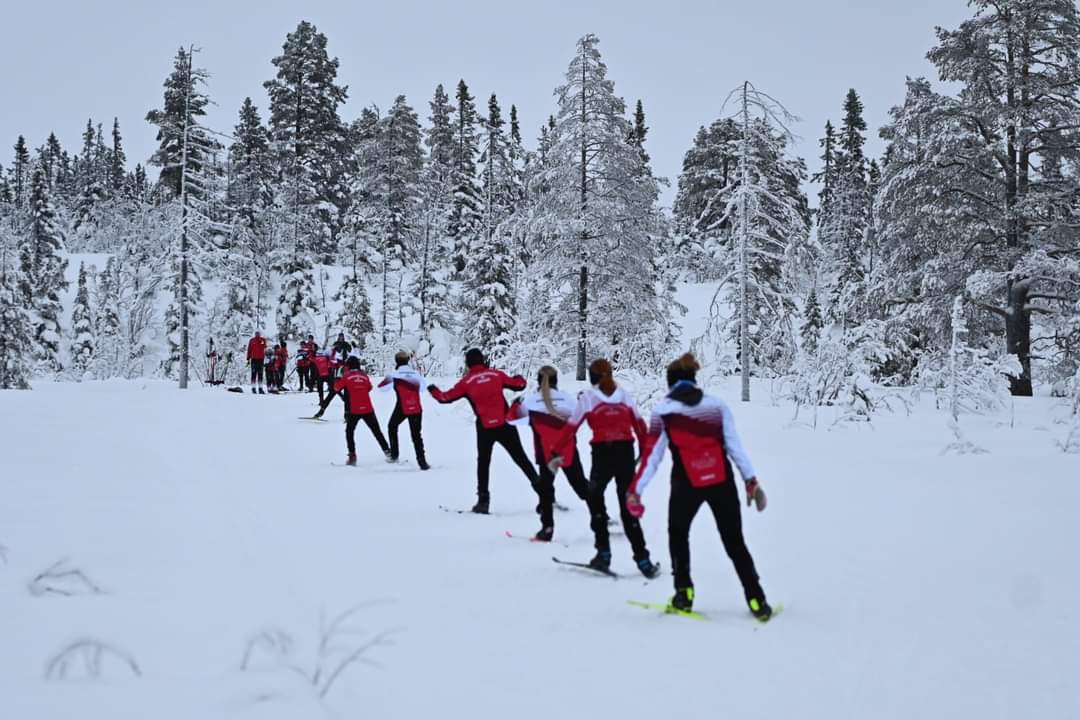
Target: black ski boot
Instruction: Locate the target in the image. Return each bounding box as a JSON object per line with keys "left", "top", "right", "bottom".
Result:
{"left": 345, "top": 453, "right": 357, "bottom": 467}
{"left": 533, "top": 526, "right": 554, "bottom": 542}
{"left": 250, "top": 387, "right": 256, "bottom": 394}
{"left": 670, "top": 587, "right": 694, "bottom": 612}
{"left": 257, "top": 387, "right": 266, "bottom": 395}
{"left": 748, "top": 597, "right": 773, "bottom": 622}
{"left": 636, "top": 556, "right": 661, "bottom": 579}
{"left": 588, "top": 550, "right": 612, "bottom": 571}
{"left": 471, "top": 498, "right": 490, "bottom": 515}
{"left": 417, "top": 458, "right": 431, "bottom": 471}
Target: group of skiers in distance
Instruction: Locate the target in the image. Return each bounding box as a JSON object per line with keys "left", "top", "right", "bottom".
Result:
{"left": 234, "top": 331, "right": 774, "bottom": 621}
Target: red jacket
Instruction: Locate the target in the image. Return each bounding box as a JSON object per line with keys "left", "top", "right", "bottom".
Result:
{"left": 246, "top": 336, "right": 267, "bottom": 361}
{"left": 429, "top": 365, "right": 526, "bottom": 429}
{"left": 312, "top": 354, "right": 331, "bottom": 377}
{"left": 333, "top": 370, "right": 375, "bottom": 415}
{"left": 554, "top": 385, "right": 648, "bottom": 457}
{"left": 272, "top": 345, "right": 288, "bottom": 370}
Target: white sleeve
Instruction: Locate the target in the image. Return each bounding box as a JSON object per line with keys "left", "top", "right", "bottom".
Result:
{"left": 720, "top": 400, "right": 755, "bottom": 480}
{"left": 633, "top": 425, "right": 668, "bottom": 496}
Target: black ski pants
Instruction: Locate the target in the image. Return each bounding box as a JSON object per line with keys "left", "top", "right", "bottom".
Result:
{"left": 250, "top": 359, "right": 264, "bottom": 385}
{"left": 589, "top": 441, "right": 649, "bottom": 560}
{"left": 538, "top": 450, "right": 607, "bottom": 546}
{"left": 388, "top": 404, "right": 426, "bottom": 463}
{"left": 345, "top": 412, "right": 390, "bottom": 457}
{"left": 297, "top": 365, "right": 310, "bottom": 391}
{"left": 316, "top": 375, "right": 332, "bottom": 405}
{"left": 476, "top": 423, "right": 553, "bottom": 526}
{"left": 668, "top": 462, "right": 765, "bottom": 602}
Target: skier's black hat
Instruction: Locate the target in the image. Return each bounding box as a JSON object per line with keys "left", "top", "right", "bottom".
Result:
{"left": 465, "top": 348, "right": 485, "bottom": 368}
{"left": 346, "top": 356, "right": 360, "bottom": 370}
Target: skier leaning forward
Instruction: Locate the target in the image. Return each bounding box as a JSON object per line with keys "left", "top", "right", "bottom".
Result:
{"left": 428, "top": 348, "right": 555, "bottom": 540}
{"left": 314, "top": 356, "right": 392, "bottom": 466}
{"left": 549, "top": 358, "right": 660, "bottom": 579}
{"left": 626, "top": 353, "right": 772, "bottom": 620}
{"left": 507, "top": 366, "right": 606, "bottom": 540}
{"left": 378, "top": 351, "right": 430, "bottom": 470}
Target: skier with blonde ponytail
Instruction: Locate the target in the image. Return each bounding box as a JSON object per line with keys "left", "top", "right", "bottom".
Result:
{"left": 508, "top": 366, "right": 605, "bottom": 544}
{"left": 548, "top": 358, "right": 660, "bottom": 578}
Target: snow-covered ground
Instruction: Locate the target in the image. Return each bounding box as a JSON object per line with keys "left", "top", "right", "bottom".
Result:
{"left": 1, "top": 373, "right": 1078, "bottom": 719}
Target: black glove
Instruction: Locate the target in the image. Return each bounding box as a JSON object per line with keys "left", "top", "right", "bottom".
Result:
{"left": 427, "top": 384, "right": 438, "bottom": 393}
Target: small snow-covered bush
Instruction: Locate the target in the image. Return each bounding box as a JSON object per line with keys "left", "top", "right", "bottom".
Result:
{"left": 45, "top": 638, "right": 141, "bottom": 681}
{"left": 28, "top": 558, "right": 104, "bottom": 596}
{"left": 916, "top": 297, "right": 1020, "bottom": 420}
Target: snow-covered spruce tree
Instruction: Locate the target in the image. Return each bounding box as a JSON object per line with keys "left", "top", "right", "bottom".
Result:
{"left": 408, "top": 84, "right": 456, "bottom": 338}
{"left": 12, "top": 136, "right": 31, "bottom": 209}
{"left": 671, "top": 118, "right": 741, "bottom": 279}
{"left": 0, "top": 250, "right": 33, "bottom": 389}
{"left": 20, "top": 167, "right": 68, "bottom": 373}
{"left": 801, "top": 286, "right": 824, "bottom": 355}
{"left": 921, "top": 0, "right": 1080, "bottom": 396}
{"left": 146, "top": 46, "right": 222, "bottom": 385}
{"left": 92, "top": 256, "right": 122, "bottom": 379}
{"left": 227, "top": 97, "right": 276, "bottom": 334}
{"left": 374, "top": 95, "right": 423, "bottom": 343}
{"left": 522, "top": 34, "right": 667, "bottom": 379}
{"left": 264, "top": 21, "right": 350, "bottom": 263}
{"left": 697, "top": 83, "right": 812, "bottom": 400}
{"left": 68, "top": 262, "right": 95, "bottom": 377}
{"left": 449, "top": 80, "right": 483, "bottom": 274}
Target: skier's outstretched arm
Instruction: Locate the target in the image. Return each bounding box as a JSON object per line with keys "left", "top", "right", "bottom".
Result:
{"left": 428, "top": 379, "right": 466, "bottom": 404}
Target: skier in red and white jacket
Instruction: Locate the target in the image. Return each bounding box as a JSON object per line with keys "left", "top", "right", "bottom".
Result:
{"left": 548, "top": 358, "right": 660, "bottom": 578}
{"left": 508, "top": 366, "right": 606, "bottom": 546}
{"left": 314, "top": 356, "right": 391, "bottom": 466}
{"left": 246, "top": 331, "right": 268, "bottom": 394}
{"left": 378, "top": 351, "right": 429, "bottom": 470}
{"left": 428, "top": 348, "right": 555, "bottom": 539}
{"left": 626, "top": 353, "right": 772, "bottom": 620}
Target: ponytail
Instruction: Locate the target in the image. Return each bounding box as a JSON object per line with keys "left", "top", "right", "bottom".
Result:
{"left": 538, "top": 366, "right": 562, "bottom": 417}
{"left": 589, "top": 358, "right": 617, "bottom": 396}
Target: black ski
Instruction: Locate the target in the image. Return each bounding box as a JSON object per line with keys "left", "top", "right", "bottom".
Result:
{"left": 552, "top": 556, "right": 618, "bottom": 578}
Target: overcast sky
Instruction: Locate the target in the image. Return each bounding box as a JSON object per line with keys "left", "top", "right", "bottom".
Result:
{"left": 1, "top": 0, "right": 974, "bottom": 206}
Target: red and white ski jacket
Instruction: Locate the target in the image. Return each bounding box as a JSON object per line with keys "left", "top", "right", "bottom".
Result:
{"left": 272, "top": 345, "right": 288, "bottom": 370}
{"left": 554, "top": 385, "right": 648, "bottom": 457}
{"left": 378, "top": 365, "right": 425, "bottom": 416}
{"left": 332, "top": 369, "right": 376, "bottom": 415}
{"left": 630, "top": 382, "right": 755, "bottom": 496}
{"left": 298, "top": 341, "right": 318, "bottom": 367}
{"left": 312, "top": 354, "right": 331, "bottom": 378}
{"left": 246, "top": 336, "right": 267, "bottom": 361}
{"left": 429, "top": 365, "right": 527, "bottom": 429}
{"left": 508, "top": 389, "right": 577, "bottom": 466}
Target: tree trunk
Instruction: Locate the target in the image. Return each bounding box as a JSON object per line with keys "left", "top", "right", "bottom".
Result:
{"left": 577, "top": 260, "right": 588, "bottom": 381}
{"left": 178, "top": 47, "right": 193, "bottom": 391}
{"left": 738, "top": 82, "right": 751, "bottom": 402}
{"left": 1006, "top": 282, "right": 1033, "bottom": 396}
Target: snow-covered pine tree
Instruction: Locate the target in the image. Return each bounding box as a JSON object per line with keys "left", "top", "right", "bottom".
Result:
{"left": 375, "top": 95, "right": 423, "bottom": 342}
{"left": 68, "top": 262, "right": 95, "bottom": 377}
{"left": 264, "top": 21, "right": 350, "bottom": 264}
{"left": 692, "top": 83, "right": 811, "bottom": 400}
{"left": 449, "top": 80, "right": 483, "bottom": 274}
{"left": 146, "top": 46, "right": 222, "bottom": 385}
{"left": 801, "top": 286, "right": 824, "bottom": 355}
{"left": 923, "top": 0, "right": 1080, "bottom": 396}
{"left": 812, "top": 120, "right": 837, "bottom": 216}
{"left": 92, "top": 256, "right": 123, "bottom": 379}
{"left": 525, "top": 34, "right": 666, "bottom": 379}
{"left": 12, "top": 136, "right": 30, "bottom": 209}
{"left": 0, "top": 261, "right": 32, "bottom": 389}
{"left": 19, "top": 167, "right": 68, "bottom": 373}
{"left": 408, "top": 84, "right": 456, "bottom": 336}
{"left": 461, "top": 94, "right": 518, "bottom": 359}
{"left": 110, "top": 118, "right": 126, "bottom": 195}
{"left": 671, "top": 118, "right": 741, "bottom": 279}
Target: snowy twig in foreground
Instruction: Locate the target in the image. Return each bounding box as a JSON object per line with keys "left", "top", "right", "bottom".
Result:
{"left": 45, "top": 638, "right": 141, "bottom": 681}
{"left": 941, "top": 420, "right": 989, "bottom": 455}
{"left": 0, "top": 544, "right": 7, "bottom": 567}
{"left": 28, "top": 557, "right": 104, "bottom": 596}
{"left": 241, "top": 602, "right": 402, "bottom": 702}
{"left": 1054, "top": 421, "right": 1080, "bottom": 454}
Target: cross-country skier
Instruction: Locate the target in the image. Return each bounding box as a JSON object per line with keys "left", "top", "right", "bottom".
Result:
{"left": 626, "top": 353, "right": 772, "bottom": 620}
{"left": 312, "top": 352, "right": 333, "bottom": 405}
{"left": 314, "top": 356, "right": 392, "bottom": 466}
{"left": 508, "top": 366, "right": 605, "bottom": 543}
{"left": 297, "top": 334, "right": 318, "bottom": 391}
{"left": 331, "top": 333, "right": 352, "bottom": 376}
{"left": 271, "top": 341, "right": 289, "bottom": 392}
{"left": 428, "top": 348, "right": 555, "bottom": 540}
{"left": 548, "top": 358, "right": 660, "bottom": 578}
{"left": 378, "top": 351, "right": 429, "bottom": 470}
{"left": 246, "top": 331, "right": 268, "bottom": 394}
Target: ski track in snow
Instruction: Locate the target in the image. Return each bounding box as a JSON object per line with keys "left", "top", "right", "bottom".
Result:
{"left": 1, "top": 376, "right": 1078, "bottom": 719}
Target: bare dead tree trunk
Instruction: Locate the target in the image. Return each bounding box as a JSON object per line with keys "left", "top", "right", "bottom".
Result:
{"left": 738, "top": 81, "right": 751, "bottom": 402}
